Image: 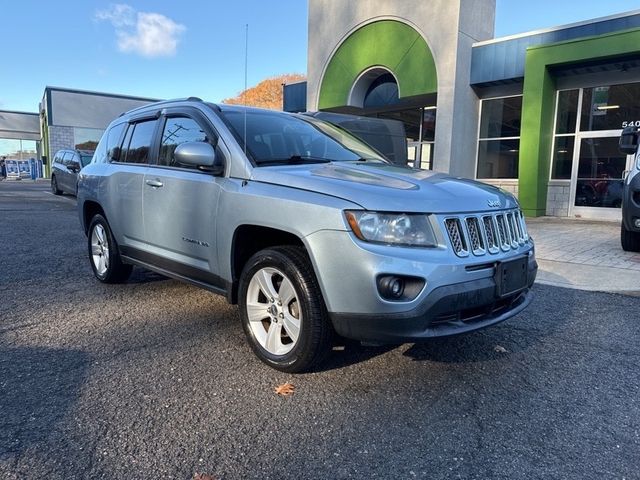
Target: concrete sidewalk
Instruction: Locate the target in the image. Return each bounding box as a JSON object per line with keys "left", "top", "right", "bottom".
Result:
{"left": 527, "top": 217, "right": 640, "bottom": 295}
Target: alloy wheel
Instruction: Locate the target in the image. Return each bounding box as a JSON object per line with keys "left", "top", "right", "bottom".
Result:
{"left": 90, "top": 223, "right": 110, "bottom": 276}
{"left": 246, "top": 267, "right": 302, "bottom": 355}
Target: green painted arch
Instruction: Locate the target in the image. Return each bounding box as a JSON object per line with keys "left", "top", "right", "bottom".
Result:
{"left": 318, "top": 20, "right": 437, "bottom": 110}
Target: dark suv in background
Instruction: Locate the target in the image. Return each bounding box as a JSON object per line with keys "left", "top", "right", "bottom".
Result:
{"left": 618, "top": 127, "right": 640, "bottom": 251}
{"left": 51, "top": 149, "right": 94, "bottom": 195}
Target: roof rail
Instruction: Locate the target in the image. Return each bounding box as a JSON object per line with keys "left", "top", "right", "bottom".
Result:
{"left": 119, "top": 97, "right": 206, "bottom": 117}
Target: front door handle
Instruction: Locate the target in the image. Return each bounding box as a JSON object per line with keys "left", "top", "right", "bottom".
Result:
{"left": 145, "top": 179, "right": 163, "bottom": 188}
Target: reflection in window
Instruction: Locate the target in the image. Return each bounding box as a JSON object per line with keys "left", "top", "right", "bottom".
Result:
{"left": 477, "top": 139, "right": 519, "bottom": 179}
{"left": 551, "top": 136, "right": 574, "bottom": 180}
{"left": 121, "top": 120, "right": 157, "bottom": 164}
{"left": 159, "top": 117, "right": 208, "bottom": 167}
{"left": 479, "top": 96, "right": 522, "bottom": 139}
{"left": 74, "top": 127, "right": 104, "bottom": 151}
{"left": 477, "top": 96, "right": 522, "bottom": 179}
{"left": 555, "top": 90, "right": 579, "bottom": 134}
{"left": 580, "top": 83, "right": 640, "bottom": 132}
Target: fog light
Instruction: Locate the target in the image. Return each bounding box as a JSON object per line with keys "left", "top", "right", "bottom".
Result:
{"left": 376, "top": 275, "right": 425, "bottom": 302}
{"left": 379, "top": 276, "right": 405, "bottom": 299}
{"left": 634, "top": 218, "right": 640, "bottom": 228}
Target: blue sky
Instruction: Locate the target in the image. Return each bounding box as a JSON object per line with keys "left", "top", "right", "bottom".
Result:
{"left": 1, "top": 1, "right": 639, "bottom": 113}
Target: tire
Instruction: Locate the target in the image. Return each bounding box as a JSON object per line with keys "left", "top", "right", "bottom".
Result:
{"left": 621, "top": 222, "right": 640, "bottom": 252}
{"left": 87, "top": 214, "right": 133, "bottom": 283}
{"left": 51, "top": 176, "right": 62, "bottom": 195}
{"left": 239, "top": 246, "right": 332, "bottom": 373}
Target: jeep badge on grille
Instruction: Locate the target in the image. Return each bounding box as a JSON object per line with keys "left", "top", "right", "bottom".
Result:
{"left": 487, "top": 199, "right": 500, "bottom": 208}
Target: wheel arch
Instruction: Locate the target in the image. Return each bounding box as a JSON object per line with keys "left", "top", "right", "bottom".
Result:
{"left": 229, "top": 224, "right": 307, "bottom": 304}
{"left": 82, "top": 201, "right": 106, "bottom": 235}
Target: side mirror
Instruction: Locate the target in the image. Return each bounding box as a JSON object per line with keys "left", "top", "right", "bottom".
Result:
{"left": 174, "top": 142, "right": 224, "bottom": 175}
{"left": 619, "top": 126, "right": 639, "bottom": 155}
{"left": 68, "top": 161, "right": 81, "bottom": 172}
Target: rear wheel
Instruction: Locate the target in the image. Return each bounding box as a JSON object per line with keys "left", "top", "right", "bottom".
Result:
{"left": 88, "top": 214, "right": 132, "bottom": 283}
{"left": 51, "top": 176, "right": 62, "bottom": 195}
{"left": 621, "top": 222, "right": 640, "bottom": 252}
{"left": 239, "top": 246, "right": 332, "bottom": 373}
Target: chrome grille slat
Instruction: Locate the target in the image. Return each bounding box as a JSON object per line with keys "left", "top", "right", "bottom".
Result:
{"left": 506, "top": 213, "right": 519, "bottom": 247}
{"left": 445, "top": 218, "right": 468, "bottom": 256}
{"left": 482, "top": 216, "right": 499, "bottom": 253}
{"left": 495, "top": 214, "right": 509, "bottom": 250}
{"left": 465, "top": 217, "right": 484, "bottom": 255}
{"left": 445, "top": 209, "right": 529, "bottom": 257}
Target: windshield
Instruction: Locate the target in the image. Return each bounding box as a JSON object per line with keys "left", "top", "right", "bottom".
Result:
{"left": 80, "top": 155, "right": 93, "bottom": 167}
{"left": 221, "top": 109, "right": 388, "bottom": 166}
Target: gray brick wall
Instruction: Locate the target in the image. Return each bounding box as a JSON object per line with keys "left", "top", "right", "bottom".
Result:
{"left": 481, "top": 180, "right": 519, "bottom": 198}
{"left": 48, "top": 125, "right": 75, "bottom": 158}
{"left": 483, "top": 179, "right": 575, "bottom": 217}
{"left": 545, "top": 182, "right": 571, "bottom": 217}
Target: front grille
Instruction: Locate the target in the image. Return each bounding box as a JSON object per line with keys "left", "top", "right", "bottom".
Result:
{"left": 443, "top": 209, "right": 529, "bottom": 257}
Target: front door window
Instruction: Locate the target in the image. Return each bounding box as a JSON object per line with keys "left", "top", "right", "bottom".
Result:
{"left": 574, "top": 137, "right": 626, "bottom": 209}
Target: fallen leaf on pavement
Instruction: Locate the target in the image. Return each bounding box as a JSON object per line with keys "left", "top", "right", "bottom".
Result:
{"left": 194, "top": 474, "right": 215, "bottom": 480}
{"left": 275, "top": 382, "right": 295, "bottom": 396}
{"left": 494, "top": 345, "right": 508, "bottom": 353}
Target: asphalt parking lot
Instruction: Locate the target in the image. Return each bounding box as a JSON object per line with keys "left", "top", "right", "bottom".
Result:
{"left": 1, "top": 181, "right": 639, "bottom": 479}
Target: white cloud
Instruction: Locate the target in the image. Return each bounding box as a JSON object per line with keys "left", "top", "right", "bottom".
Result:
{"left": 95, "top": 4, "right": 135, "bottom": 28}
{"left": 95, "top": 4, "right": 185, "bottom": 57}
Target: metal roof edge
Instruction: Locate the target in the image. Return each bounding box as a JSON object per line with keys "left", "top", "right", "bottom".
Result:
{"left": 473, "top": 9, "right": 640, "bottom": 47}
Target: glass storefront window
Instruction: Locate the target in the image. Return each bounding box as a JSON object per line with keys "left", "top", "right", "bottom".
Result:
{"left": 555, "top": 89, "right": 579, "bottom": 134}
{"left": 551, "top": 136, "right": 574, "bottom": 180}
{"left": 477, "top": 139, "right": 519, "bottom": 179}
{"left": 74, "top": 127, "right": 104, "bottom": 151}
{"left": 478, "top": 96, "right": 522, "bottom": 139}
{"left": 580, "top": 83, "right": 640, "bottom": 131}
{"left": 574, "top": 137, "right": 625, "bottom": 208}
{"left": 477, "top": 96, "right": 522, "bottom": 179}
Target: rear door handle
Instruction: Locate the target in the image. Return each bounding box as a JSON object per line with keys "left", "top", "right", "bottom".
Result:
{"left": 145, "top": 179, "right": 163, "bottom": 188}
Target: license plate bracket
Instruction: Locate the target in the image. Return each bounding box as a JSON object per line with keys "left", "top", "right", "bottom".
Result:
{"left": 495, "top": 256, "right": 528, "bottom": 297}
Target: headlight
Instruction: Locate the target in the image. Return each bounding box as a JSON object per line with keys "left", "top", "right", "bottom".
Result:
{"left": 344, "top": 211, "right": 437, "bottom": 247}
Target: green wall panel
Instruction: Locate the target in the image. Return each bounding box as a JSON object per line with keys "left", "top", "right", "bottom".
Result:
{"left": 520, "top": 27, "right": 640, "bottom": 216}
{"left": 318, "top": 21, "right": 437, "bottom": 109}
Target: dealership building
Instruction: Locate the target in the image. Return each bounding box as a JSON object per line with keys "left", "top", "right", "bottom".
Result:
{"left": 285, "top": 1, "right": 640, "bottom": 221}
{"left": 3, "top": 1, "right": 640, "bottom": 221}
{"left": 0, "top": 87, "right": 156, "bottom": 180}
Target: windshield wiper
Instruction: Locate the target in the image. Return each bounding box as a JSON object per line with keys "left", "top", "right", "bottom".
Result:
{"left": 257, "top": 155, "right": 331, "bottom": 166}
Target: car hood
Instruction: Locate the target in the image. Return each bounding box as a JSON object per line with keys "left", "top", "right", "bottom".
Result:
{"left": 250, "top": 162, "right": 519, "bottom": 213}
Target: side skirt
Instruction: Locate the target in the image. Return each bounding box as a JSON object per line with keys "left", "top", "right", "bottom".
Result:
{"left": 120, "top": 246, "right": 230, "bottom": 298}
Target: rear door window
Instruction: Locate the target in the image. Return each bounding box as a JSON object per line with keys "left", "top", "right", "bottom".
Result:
{"left": 121, "top": 119, "right": 157, "bottom": 164}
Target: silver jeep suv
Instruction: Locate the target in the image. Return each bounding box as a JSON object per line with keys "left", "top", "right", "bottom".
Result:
{"left": 77, "top": 98, "right": 537, "bottom": 372}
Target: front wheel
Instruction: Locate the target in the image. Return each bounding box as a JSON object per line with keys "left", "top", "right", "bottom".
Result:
{"left": 87, "top": 214, "right": 133, "bottom": 283}
{"left": 239, "top": 246, "right": 332, "bottom": 373}
{"left": 621, "top": 222, "right": 640, "bottom": 252}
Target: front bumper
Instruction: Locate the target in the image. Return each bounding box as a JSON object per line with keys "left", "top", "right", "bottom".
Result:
{"left": 305, "top": 228, "right": 537, "bottom": 343}
{"left": 330, "top": 275, "right": 535, "bottom": 343}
